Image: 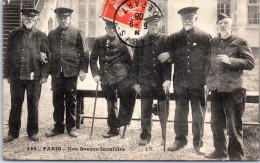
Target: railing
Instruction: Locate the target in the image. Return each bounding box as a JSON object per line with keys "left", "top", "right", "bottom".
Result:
{"left": 75, "top": 90, "right": 259, "bottom": 128}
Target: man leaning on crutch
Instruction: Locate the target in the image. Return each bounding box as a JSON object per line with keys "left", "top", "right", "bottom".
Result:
{"left": 90, "top": 18, "right": 136, "bottom": 138}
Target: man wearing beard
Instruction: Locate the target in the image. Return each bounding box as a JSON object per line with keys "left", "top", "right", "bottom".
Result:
{"left": 46, "top": 7, "right": 89, "bottom": 138}
{"left": 133, "top": 15, "right": 171, "bottom": 146}
{"left": 205, "top": 13, "right": 254, "bottom": 160}
{"left": 158, "top": 7, "right": 211, "bottom": 154}
{"left": 3, "top": 9, "right": 49, "bottom": 143}
{"left": 90, "top": 19, "right": 136, "bottom": 138}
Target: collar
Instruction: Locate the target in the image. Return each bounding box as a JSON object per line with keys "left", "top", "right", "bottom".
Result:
{"left": 57, "top": 24, "right": 71, "bottom": 32}
{"left": 181, "top": 26, "right": 196, "bottom": 35}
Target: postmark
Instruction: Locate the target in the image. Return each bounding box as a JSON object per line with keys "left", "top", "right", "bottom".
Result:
{"left": 101, "top": 0, "right": 163, "bottom": 48}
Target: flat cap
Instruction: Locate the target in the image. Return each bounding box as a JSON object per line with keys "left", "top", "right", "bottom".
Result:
{"left": 103, "top": 19, "right": 118, "bottom": 27}
{"left": 217, "top": 13, "right": 231, "bottom": 23}
{"left": 144, "top": 14, "right": 162, "bottom": 23}
{"left": 54, "top": 7, "right": 73, "bottom": 16}
{"left": 20, "top": 8, "right": 39, "bottom": 16}
{"left": 178, "top": 7, "right": 199, "bottom": 15}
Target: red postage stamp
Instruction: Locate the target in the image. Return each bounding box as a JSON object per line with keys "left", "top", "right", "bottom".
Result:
{"left": 101, "top": 0, "right": 149, "bottom": 29}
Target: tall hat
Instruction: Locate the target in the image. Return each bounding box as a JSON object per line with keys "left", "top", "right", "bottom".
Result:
{"left": 217, "top": 13, "right": 231, "bottom": 23}
{"left": 177, "top": 7, "right": 199, "bottom": 15}
{"left": 54, "top": 7, "right": 73, "bottom": 16}
{"left": 20, "top": 8, "right": 39, "bottom": 16}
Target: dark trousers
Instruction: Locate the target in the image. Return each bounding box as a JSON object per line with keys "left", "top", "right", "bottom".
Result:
{"left": 140, "top": 84, "right": 169, "bottom": 141}
{"left": 101, "top": 78, "right": 136, "bottom": 130}
{"left": 210, "top": 89, "right": 246, "bottom": 160}
{"left": 174, "top": 86, "right": 205, "bottom": 148}
{"left": 52, "top": 75, "right": 78, "bottom": 132}
{"left": 8, "top": 79, "right": 41, "bottom": 137}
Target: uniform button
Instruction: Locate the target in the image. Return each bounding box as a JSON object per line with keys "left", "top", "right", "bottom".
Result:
{"left": 153, "top": 58, "right": 155, "bottom": 60}
{"left": 105, "top": 70, "right": 107, "bottom": 73}
{"left": 187, "top": 49, "right": 190, "bottom": 51}
{"left": 61, "top": 51, "right": 62, "bottom": 53}
{"left": 61, "top": 46, "right": 62, "bottom": 48}
{"left": 217, "top": 65, "right": 219, "bottom": 67}
{"left": 22, "top": 49, "right": 24, "bottom": 51}
{"left": 187, "top": 70, "right": 190, "bottom": 73}
{"left": 187, "top": 56, "right": 190, "bottom": 58}
{"left": 153, "top": 64, "right": 156, "bottom": 66}
{"left": 154, "top": 70, "right": 156, "bottom": 72}
{"left": 188, "top": 35, "right": 189, "bottom": 37}
{"left": 61, "top": 57, "right": 63, "bottom": 60}
{"left": 188, "top": 42, "right": 190, "bottom": 44}
{"left": 21, "top": 65, "right": 23, "bottom": 66}
{"left": 187, "top": 63, "right": 189, "bottom": 65}
{"left": 219, "top": 48, "right": 221, "bottom": 50}
{"left": 217, "top": 74, "right": 219, "bottom": 76}
{"left": 153, "top": 51, "right": 154, "bottom": 54}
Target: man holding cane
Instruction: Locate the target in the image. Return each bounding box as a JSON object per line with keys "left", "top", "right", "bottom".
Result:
{"left": 90, "top": 19, "right": 136, "bottom": 138}
{"left": 133, "top": 15, "right": 171, "bottom": 146}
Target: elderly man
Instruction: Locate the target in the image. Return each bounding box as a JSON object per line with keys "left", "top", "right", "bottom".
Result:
{"left": 205, "top": 13, "right": 254, "bottom": 160}
{"left": 90, "top": 19, "right": 136, "bottom": 138}
{"left": 3, "top": 8, "right": 49, "bottom": 142}
{"left": 159, "top": 7, "right": 211, "bottom": 153}
{"left": 133, "top": 15, "right": 171, "bottom": 146}
{"left": 46, "top": 7, "right": 89, "bottom": 138}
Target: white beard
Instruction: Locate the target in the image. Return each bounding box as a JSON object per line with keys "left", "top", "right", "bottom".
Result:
{"left": 24, "top": 21, "right": 34, "bottom": 29}
{"left": 218, "top": 28, "right": 231, "bottom": 39}
{"left": 183, "top": 25, "right": 193, "bottom": 31}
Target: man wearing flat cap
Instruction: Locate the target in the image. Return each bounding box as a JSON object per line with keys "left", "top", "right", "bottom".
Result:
{"left": 205, "top": 13, "right": 254, "bottom": 160}
{"left": 159, "top": 7, "right": 211, "bottom": 153}
{"left": 46, "top": 7, "right": 89, "bottom": 138}
{"left": 90, "top": 19, "right": 136, "bottom": 138}
{"left": 133, "top": 15, "right": 171, "bottom": 146}
{"left": 3, "top": 8, "right": 50, "bottom": 143}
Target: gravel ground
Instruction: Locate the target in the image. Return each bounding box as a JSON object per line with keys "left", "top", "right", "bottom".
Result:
{"left": 2, "top": 78, "right": 259, "bottom": 161}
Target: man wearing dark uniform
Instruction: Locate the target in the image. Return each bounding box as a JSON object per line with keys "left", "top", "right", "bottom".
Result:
{"left": 90, "top": 19, "right": 136, "bottom": 138}
{"left": 46, "top": 7, "right": 89, "bottom": 138}
{"left": 3, "top": 8, "right": 49, "bottom": 142}
{"left": 205, "top": 13, "right": 254, "bottom": 160}
{"left": 159, "top": 7, "right": 211, "bottom": 154}
{"left": 133, "top": 15, "right": 172, "bottom": 146}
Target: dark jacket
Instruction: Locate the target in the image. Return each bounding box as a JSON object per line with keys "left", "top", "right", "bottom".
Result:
{"left": 90, "top": 35, "right": 133, "bottom": 85}
{"left": 133, "top": 33, "right": 172, "bottom": 87}
{"left": 169, "top": 27, "right": 211, "bottom": 89}
{"left": 206, "top": 34, "right": 254, "bottom": 92}
{"left": 4, "top": 25, "right": 50, "bottom": 80}
{"left": 48, "top": 25, "right": 89, "bottom": 77}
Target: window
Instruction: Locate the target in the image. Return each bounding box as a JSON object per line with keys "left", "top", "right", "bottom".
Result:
{"left": 248, "top": 0, "right": 260, "bottom": 24}
{"left": 217, "top": 0, "right": 231, "bottom": 16}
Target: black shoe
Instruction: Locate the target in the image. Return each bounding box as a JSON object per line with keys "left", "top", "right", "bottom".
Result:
{"left": 168, "top": 141, "right": 187, "bottom": 151}
{"left": 29, "top": 134, "right": 39, "bottom": 141}
{"left": 103, "top": 128, "right": 119, "bottom": 138}
{"left": 205, "top": 150, "right": 228, "bottom": 159}
{"left": 3, "top": 135, "right": 18, "bottom": 143}
{"left": 46, "top": 129, "right": 64, "bottom": 137}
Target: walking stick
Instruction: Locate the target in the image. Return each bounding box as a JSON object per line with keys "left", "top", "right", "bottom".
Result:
{"left": 121, "top": 92, "right": 137, "bottom": 139}
{"left": 90, "top": 81, "right": 99, "bottom": 138}
{"left": 163, "top": 87, "right": 170, "bottom": 152}
{"left": 197, "top": 86, "right": 209, "bottom": 154}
